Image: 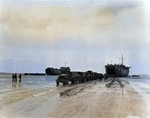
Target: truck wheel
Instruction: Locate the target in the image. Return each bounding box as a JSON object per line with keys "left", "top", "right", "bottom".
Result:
{"left": 66, "top": 80, "right": 69, "bottom": 85}
{"left": 56, "top": 81, "right": 59, "bottom": 86}
{"left": 63, "top": 82, "right": 66, "bottom": 85}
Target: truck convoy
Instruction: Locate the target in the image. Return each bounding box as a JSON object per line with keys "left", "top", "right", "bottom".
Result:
{"left": 56, "top": 71, "right": 104, "bottom": 86}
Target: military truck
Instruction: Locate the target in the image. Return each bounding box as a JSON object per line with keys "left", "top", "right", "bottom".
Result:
{"left": 56, "top": 71, "right": 104, "bottom": 86}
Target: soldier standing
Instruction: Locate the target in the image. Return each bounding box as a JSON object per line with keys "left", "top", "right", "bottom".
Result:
{"left": 14, "top": 73, "right": 17, "bottom": 81}
{"left": 19, "top": 73, "right": 22, "bottom": 82}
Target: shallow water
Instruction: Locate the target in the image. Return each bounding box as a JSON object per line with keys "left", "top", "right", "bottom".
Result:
{"left": 121, "top": 76, "right": 150, "bottom": 113}
{"left": 0, "top": 74, "right": 58, "bottom": 93}
{"left": 121, "top": 76, "right": 150, "bottom": 93}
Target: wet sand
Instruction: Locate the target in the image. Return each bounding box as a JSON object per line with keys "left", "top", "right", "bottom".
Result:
{"left": 1, "top": 78, "right": 150, "bottom": 118}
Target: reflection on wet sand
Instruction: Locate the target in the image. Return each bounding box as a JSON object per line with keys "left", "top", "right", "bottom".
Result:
{"left": 12, "top": 81, "right": 21, "bottom": 88}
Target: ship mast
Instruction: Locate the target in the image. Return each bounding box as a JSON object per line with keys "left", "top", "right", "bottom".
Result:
{"left": 64, "top": 62, "right": 67, "bottom": 67}
{"left": 120, "top": 55, "right": 125, "bottom": 65}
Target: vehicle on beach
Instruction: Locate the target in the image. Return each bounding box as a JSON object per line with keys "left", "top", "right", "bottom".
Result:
{"left": 56, "top": 71, "right": 103, "bottom": 86}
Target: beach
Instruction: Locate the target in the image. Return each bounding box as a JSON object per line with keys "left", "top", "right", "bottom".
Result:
{"left": 0, "top": 74, "right": 150, "bottom": 118}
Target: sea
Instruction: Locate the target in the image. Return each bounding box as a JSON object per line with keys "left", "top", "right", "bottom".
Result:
{"left": 0, "top": 74, "right": 58, "bottom": 93}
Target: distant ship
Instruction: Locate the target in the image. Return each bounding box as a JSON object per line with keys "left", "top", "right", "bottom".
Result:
{"left": 105, "top": 55, "right": 130, "bottom": 77}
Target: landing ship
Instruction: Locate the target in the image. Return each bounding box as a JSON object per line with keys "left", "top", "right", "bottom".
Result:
{"left": 105, "top": 55, "right": 130, "bottom": 77}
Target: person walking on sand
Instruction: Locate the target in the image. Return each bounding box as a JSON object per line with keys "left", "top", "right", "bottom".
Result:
{"left": 19, "top": 73, "right": 22, "bottom": 82}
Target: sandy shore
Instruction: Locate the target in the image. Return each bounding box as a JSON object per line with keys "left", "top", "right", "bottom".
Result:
{"left": 1, "top": 79, "right": 150, "bottom": 118}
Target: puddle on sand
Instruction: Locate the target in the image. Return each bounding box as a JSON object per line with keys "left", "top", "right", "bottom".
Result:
{"left": 126, "top": 116, "right": 138, "bottom": 118}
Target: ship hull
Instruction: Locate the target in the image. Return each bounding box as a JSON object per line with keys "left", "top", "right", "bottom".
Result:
{"left": 105, "top": 64, "right": 130, "bottom": 77}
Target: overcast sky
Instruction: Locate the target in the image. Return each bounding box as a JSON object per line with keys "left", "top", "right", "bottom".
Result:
{"left": 0, "top": 0, "right": 150, "bottom": 74}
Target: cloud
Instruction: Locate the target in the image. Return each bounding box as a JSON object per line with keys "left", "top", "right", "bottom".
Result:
{"left": 1, "top": 1, "right": 150, "bottom": 74}
{"left": 0, "top": 3, "right": 145, "bottom": 46}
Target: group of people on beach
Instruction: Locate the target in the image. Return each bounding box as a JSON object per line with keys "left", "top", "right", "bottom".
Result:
{"left": 12, "top": 73, "right": 22, "bottom": 82}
